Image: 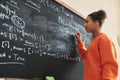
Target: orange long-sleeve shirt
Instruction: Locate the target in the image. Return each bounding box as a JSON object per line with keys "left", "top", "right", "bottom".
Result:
{"left": 77, "top": 33, "right": 118, "bottom": 80}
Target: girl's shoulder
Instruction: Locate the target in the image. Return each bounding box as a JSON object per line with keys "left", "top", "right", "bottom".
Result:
{"left": 98, "top": 33, "right": 113, "bottom": 44}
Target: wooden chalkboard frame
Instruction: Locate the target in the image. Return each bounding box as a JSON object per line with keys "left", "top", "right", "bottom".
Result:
{"left": 55, "top": 0, "right": 85, "bottom": 20}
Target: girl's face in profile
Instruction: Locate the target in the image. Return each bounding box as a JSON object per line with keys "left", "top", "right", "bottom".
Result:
{"left": 84, "top": 16, "right": 98, "bottom": 33}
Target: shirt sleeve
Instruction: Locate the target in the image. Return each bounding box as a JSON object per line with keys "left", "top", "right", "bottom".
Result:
{"left": 77, "top": 39, "right": 87, "bottom": 62}
{"left": 99, "top": 38, "right": 118, "bottom": 80}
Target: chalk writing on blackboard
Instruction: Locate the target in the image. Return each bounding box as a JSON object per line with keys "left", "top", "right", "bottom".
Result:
{"left": 0, "top": 0, "right": 92, "bottom": 80}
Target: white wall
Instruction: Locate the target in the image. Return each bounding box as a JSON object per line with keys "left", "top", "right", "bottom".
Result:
{"left": 60, "top": 0, "right": 120, "bottom": 80}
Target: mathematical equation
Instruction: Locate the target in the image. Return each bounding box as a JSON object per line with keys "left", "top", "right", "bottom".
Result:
{"left": 0, "top": 0, "right": 81, "bottom": 66}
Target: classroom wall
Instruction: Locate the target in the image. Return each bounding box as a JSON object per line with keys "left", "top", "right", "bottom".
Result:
{"left": 0, "top": 0, "right": 120, "bottom": 80}
{"left": 60, "top": 0, "right": 120, "bottom": 80}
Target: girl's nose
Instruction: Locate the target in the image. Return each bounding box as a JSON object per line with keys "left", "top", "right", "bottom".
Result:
{"left": 84, "top": 23, "right": 86, "bottom": 28}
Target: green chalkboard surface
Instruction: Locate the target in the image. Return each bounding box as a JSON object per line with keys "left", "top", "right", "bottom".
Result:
{"left": 0, "top": 0, "right": 92, "bottom": 80}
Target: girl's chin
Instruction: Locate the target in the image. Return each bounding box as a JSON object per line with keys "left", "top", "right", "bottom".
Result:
{"left": 86, "top": 30, "right": 91, "bottom": 33}
{"left": 87, "top": 31, "right": 91, "bottom": 33}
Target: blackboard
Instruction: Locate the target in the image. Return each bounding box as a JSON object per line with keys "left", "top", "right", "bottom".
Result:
{"left": 0, "top": 0, "right": 92, "bottom": 80}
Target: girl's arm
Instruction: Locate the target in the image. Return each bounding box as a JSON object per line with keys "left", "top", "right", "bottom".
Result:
{"left": 75, "top": 32, "right": 87, "bottom": 61}
{"left": 99, "top": 38, "right": 118, "bottom": 80}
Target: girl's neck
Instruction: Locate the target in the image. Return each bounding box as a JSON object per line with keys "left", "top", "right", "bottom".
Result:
{"left": 92, "top": 29, "right": 101, "bottom": 38}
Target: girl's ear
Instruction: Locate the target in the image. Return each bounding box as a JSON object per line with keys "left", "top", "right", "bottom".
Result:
{"left": 94, "top": 20, "right": 99, "bottom": 27}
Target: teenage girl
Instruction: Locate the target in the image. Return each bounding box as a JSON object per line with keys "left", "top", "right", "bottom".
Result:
{"left": 75, "top": 10, "right": 118, "bottom": 80}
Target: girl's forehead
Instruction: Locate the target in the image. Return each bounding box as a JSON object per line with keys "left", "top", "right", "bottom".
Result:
{"left": 85, "top": 16, "right": 91, "bottom": 21}
{"left": 86, "top": 16, "right": 91, "bottom": 19}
